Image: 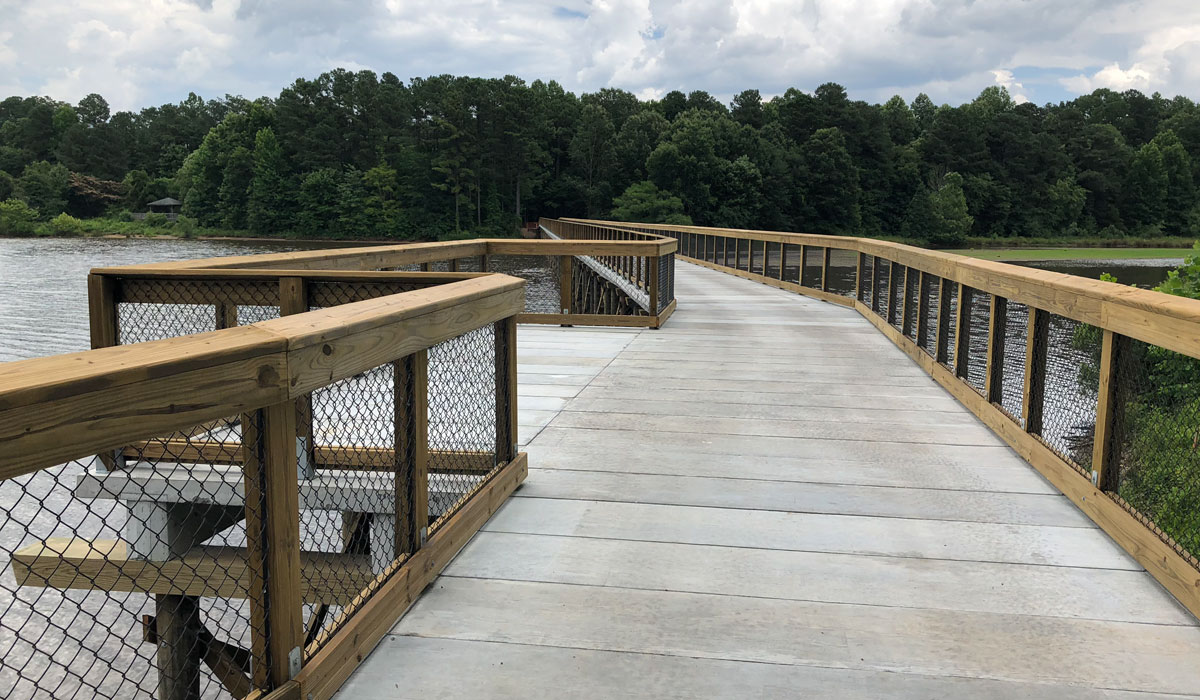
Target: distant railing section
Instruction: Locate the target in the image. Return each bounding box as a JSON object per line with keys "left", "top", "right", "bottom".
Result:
{"left": 0, "top": 274, "right": 527, "bottom": 700}
{"left": 591, "top": 219, "right": 1200, "bottom": 622}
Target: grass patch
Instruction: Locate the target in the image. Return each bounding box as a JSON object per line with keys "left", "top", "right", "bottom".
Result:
{"left": 945, "top": 247, "right": 1192, "bottom": 262}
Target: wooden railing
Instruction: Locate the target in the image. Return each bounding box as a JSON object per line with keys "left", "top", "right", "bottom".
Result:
{"left": 107, "top": 235, "right": 678, "bottom": 329}
{"left": 0, "top": 273, "right": 526, "bottom": 700}
{"left": 582, "top": 218, "right": 1200, "bottom": 621}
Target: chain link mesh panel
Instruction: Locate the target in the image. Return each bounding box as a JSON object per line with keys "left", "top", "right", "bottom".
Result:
{"left": 963, "top": 291, "right": 991, "bottom": 395}
{"left": 1037, "top": 314, "right": 1099, "bottom": 475}
{"left": 858, "top": 255, "right": 874, "bottom": 304}
{"left": 0, "top": 416, "right": 272, "bottom": 700}
{"left": 802, "top": 248, "right": 824, "bottom": 290}
{"left": 657, "top": 253, "right": 674, "bottom": 313}
{"left": 763, "top": 242, "right": 780, "bottom": 279}
{"left": 871, "top": 258, "right": 888, "bottom": 314}
{"left": 939, "top": 281, "right": 959, "bottom": 372}
{"left": 888, "top": 265, "right": 906, "bottom": 330}
{"left": 488, "top": 255, "right": 560, "bottom": 314}
{"left": 904, "top": 269, "right": 920, "bottom": 341}
{"left": 1107, "top": 339, "right": 1200, "bottom": 568}
{"left": 826, "top": 249, "right": 857, "bottom": 298}
{"left": 919, "top": 275, "right": 940, "bottom": 357}
{"left": 998, "top": 302, "right": 1029, "bottom": 424}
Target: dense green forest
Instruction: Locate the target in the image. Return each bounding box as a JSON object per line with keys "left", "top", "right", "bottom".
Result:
{"left": 3, "top": 70, "right": 1200, "bottom": 245}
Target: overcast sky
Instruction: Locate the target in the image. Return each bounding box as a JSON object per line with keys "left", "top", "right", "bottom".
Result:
{"left": 2, "top": 0, "right": 1199, "bottom": 112}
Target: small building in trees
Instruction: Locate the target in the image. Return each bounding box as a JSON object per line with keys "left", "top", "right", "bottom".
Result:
{"left": 146, "top": 197, "right": 182, "bottom": 220}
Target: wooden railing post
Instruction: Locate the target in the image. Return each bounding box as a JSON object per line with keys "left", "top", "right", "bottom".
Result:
{"left": 955, "top": 285, "right": 976, "bottom": 379}
{"left": 1023, "top": 308, "right": 1050, "bottom": 434}
{"left": 985, "top": 295, "right": 1008, "bottom": 404}
{"left": 1092, "top": 330, "right": 1131, "bottom": 490}
{"left": 855, "top": 252, "right": 865, "bottom": 300}
{"left": 87, "top": 273, "right": 118, "bottom": 349}
{"left": 559, "top": 256, "right": 573, "bottom": 316}
{"left": 935, "top": 278, "right": 953, "bottom": 364}
{"left": 243, "top": 402, "right": 303, "bottom": 688}
{"left": 900, "top": 266, "right": 912, "bottom": 335}
{"left": 821, "top": 247, "right": 831, "bottom": 292}
{"left": 777, "top": 243, "right": 786, "bottom": 281}
{"left": 394, "top": 351, "right": 429, "bottom": 555}
{"left": 495, "top": 317, "right": 519, "bottom": 463}
{"left": 870, "top": 256, "right": 879, "bottom": 312}
{"left": 280, "top": 278, "right": 315, "bottom": 475}
{"left": 722, "top": 236, "right": 729, "bottom": 267}
{"left": 799, "top": 245, "right": 809, "bottom": 286}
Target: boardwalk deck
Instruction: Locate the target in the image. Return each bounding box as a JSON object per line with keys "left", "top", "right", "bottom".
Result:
{"left": 334, "top": 261, "right": 1200, "bottom": 699}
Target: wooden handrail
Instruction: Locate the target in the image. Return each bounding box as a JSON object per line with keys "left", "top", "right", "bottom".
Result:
{"left": 578, "top": 218, "right": 1200, "bottom": 360}
{"left": 0, "top": 275, "right": 525, "bottom": 481}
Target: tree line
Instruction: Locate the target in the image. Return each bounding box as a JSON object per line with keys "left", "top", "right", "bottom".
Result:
{"left": 2, "top": 70, "right": 1200, "bottom": 246}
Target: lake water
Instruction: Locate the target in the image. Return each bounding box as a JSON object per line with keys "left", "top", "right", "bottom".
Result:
{"left": 0, "top": 237, "right": 1185, "bottom": 362}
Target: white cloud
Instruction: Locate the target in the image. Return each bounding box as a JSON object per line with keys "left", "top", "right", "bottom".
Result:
{"left": 2, "top": 0, "right": 1200, "bottom": 112}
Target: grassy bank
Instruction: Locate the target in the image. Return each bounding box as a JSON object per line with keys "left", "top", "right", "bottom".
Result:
{"left": 947, "top": 247, "right": 1191, "bottom": 262}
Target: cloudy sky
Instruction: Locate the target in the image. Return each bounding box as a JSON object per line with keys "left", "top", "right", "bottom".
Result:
{"left": 2, "top": 0, "right": 1199, "bottom": 112}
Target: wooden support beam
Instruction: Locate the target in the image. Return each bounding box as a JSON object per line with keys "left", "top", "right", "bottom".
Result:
{"left": 900, "top": 266, "right": 912, "bottom": 336}
{"left": 1023, "top": 308, "right": 1050, "bottom": 434}
{"left": 985, "top": 295, "right": 1008, "bottom": 405}
{"left": 649, "top": 255, "right": 660, "bottom": 321}
{"left": 559, "top": 256, "right": 574, "bottom": 316}
{"left": 156, "top": 593, "right": 202, "bottom": 700}
{"left": 394, "top": 351, "right": 429, "bottom": 557}
{"left": 855, "top": 253, "right": 865, "bottom": 300}
{"left": 496, "top": 317, "right": 518, "bottom": 463}
{"left": 955, "top": 285, "right": 975, "bottom": 379}
{"left": 798, "top": 245, "right": 809, "bottom": 286}
{"left": 936, "top": 278, "right": 953, "bottom": 365}
{"left": 87, "top": 273, "right": 119, "bottom": 349}
{"left": 870, "top": 256, "right": 879, "bottom": 313}
{"left": 279, "top": 277, "right": 314, "bottom": 473}
{"left": 1092, "top": 330, "right": 1130, "bottom": 491}
{"left": 885, "top": 261, "right": 897, "bottom": 323}
{"left": 821, "top": 247, "right": 830, "bottom": 292}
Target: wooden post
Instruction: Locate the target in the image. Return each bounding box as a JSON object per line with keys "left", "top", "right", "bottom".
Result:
{"left": 955, "top": 285, "right": 975, "bottom": 379}
{"left": 242, "top": 403, "right": 303, "bottom": 687}
{"left": 480, "top": 254, "right": 489, "bottom": 272}
{"left": 559, "top": 256, "right": 574, "bottom": 316}
{"left": 215, "top": 302, "right": 238, "bottom": 330}
{"left": 156, "top": 594, "right": 202, "bottom": 700}
{"left": 394, "top": 351, "right": 429, "bottom": 555}
{"left": 450, "top": 258, "right": 460, "bottom": 272}
{"left": 821, "top": 247, "right": 830, "bottom": 292}
{"left": 495, "top": 317, "right": 519, "bottom": 463}
{"left": 855, "top": 252, "right": 865, "bottom": 300}
{"left": 722, "top": 236, "right": 729, "bottom": 267}
{"left": 935, "top": 279, "right": 953, "bottom": 364}
{"left": 900, "top": 267, "right": 913, "bottom": 336}
{"left": 280, "top": 278, "right": 314, "bottom": 473}
{"left": 985, "top": 295, "right": 1008, "bottom": 405}
{"left": 1092, "top": 330, "right": 1130, "bottom": 490}
{"left": 87, "top": 273, "right": 118, "bottom": 349}
{"left": 798, "top": 245, "right": 809, "bottom": 286}
{"left": 420, "top": 262, "right": 431, "bottom": 272}
{"left": 1023, "top": 308, "right": 1050, "bottom": 434}
{"left": 777, "top": 243, "right": 786, "bottom": 281}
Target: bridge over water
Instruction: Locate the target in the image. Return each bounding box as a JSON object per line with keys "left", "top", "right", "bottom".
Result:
{"left": 335, "top": 260, "right": 1200, "bottom": 699}
{"left": 0, "top": 220, "right": 1198, "bottom": 699}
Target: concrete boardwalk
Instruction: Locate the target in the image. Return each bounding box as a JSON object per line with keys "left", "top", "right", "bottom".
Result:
{"left": 337, "top": 262, "right": 1200, "bottom": 699}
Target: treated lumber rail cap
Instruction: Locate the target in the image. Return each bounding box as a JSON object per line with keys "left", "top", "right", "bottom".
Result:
{"left": 11, "top": 538, "right": 375, "bottom": 605}
{"left": 103, "top": 240, "right": 492, "bottom": 272}
{"left": 0, "top": 276, "right": 526, "bottom": 480}
{"left": 590, "top": 219, "right": 1200, "bottom": 360}
{"left": 90, "top": 269, "right": 491, "bottom": 283}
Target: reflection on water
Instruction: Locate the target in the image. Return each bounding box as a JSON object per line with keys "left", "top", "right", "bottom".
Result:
{"left": 1021, "top": 257, "right": 1184, "bottom": 288}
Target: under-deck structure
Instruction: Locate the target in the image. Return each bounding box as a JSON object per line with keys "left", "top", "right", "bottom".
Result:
{"left": 2, "top": 220, "right": 1200, "bottom": 699}
{"left": 336, "top": 261, "right": 1200, "bottom": 699}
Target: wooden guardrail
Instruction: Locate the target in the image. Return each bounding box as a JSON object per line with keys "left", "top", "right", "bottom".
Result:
{"left": 104, "top": 235, "right": 678, "bottom": 329}
{"left": 0, "top": 274, "right": 527, "bottom": 700}
{"left": 581, "top": 218, "right": 1200, "bottom": 621}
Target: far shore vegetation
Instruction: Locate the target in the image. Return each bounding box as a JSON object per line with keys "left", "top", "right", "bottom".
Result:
{"left": 3, "top": 74, "right": 1200, "bottom": 251}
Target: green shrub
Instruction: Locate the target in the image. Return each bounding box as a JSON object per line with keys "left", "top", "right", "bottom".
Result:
{"left": 143, "top": 212, "right": 168, "bottom": 227}
{"left": 116, "top": 210, "right": 134, "bottom": 222}
{"left": 0, "top": 198, "right": 39, "bottom": 236}
{"left": 49, "top": 212, "right": 85, "bottom": 236}
{"left": 175, "top": 216, "right": 198, "bottom": 238}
